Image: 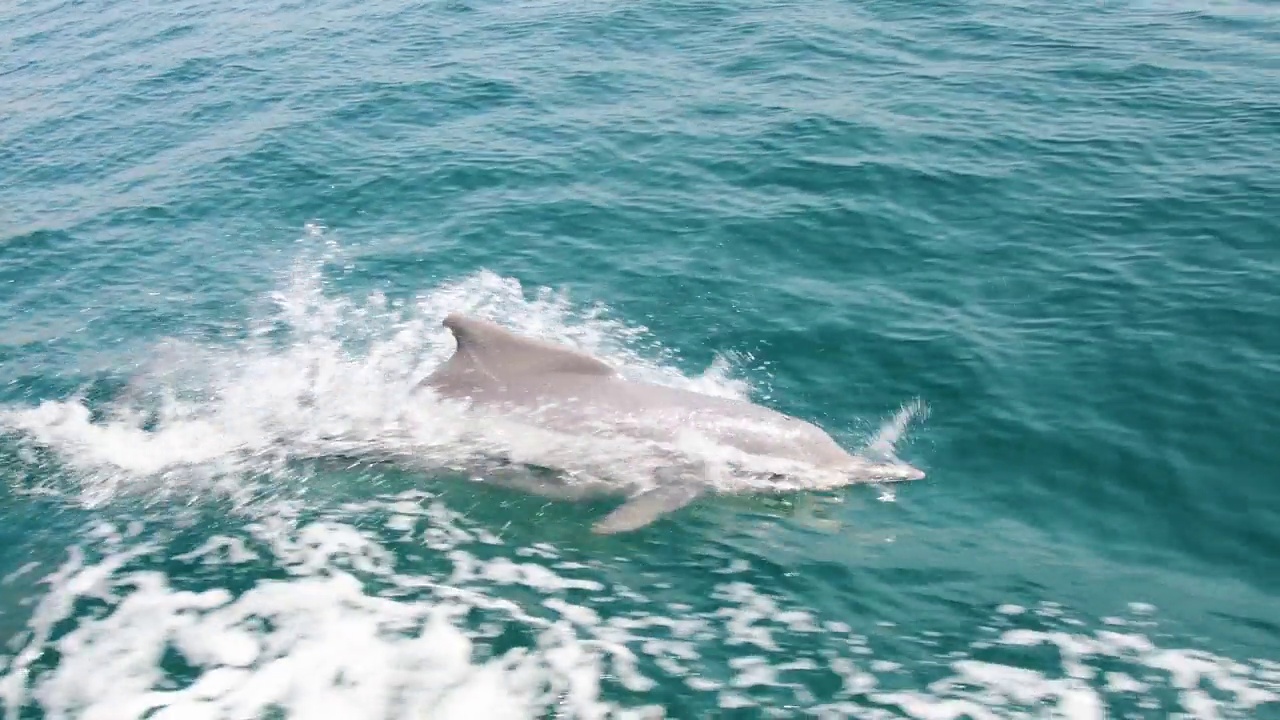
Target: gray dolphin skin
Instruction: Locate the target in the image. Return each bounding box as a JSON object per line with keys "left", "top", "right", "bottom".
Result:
{"left": 420, "top": 313, "right": 925, "bottom": 534}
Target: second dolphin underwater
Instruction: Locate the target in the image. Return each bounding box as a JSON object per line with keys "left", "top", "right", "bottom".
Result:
{"left": 417, "top": 313, "right": 925, "bottom": 533}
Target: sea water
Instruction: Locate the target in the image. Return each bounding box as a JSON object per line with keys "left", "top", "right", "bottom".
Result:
{"left": 1, "top": 0, "right": 1278, "bottom": 717}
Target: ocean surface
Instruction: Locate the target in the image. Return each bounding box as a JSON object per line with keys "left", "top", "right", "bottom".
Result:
{"left": 1, "top": 0, "right": 1278, "bottom": 717}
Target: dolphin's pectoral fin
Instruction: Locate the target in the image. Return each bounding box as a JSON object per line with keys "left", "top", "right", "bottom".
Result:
{"left": 591, "top": 483, "right": 704, "bottom": 534}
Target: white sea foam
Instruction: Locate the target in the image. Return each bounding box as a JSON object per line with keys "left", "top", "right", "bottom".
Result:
{"left": 0, "top": 497, "right": 1275, "bottom": 719}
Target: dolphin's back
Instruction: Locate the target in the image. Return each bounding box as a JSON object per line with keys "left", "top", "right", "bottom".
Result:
{"left": 423, "top": 314, "right": 856, "bottom": 469}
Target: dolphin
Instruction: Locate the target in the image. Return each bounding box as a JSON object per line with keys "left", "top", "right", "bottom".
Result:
{"left": 418, "top": 313, "right": 924, "bottom": 533}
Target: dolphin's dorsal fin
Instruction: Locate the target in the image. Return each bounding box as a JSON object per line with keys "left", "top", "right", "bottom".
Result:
{"left": 440, "top": 313, "right": 616, "bottom": 378}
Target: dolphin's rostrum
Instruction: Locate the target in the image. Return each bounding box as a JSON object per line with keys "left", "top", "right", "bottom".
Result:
{"left": 419, "top": 313, "right": 924, "bottom": 533}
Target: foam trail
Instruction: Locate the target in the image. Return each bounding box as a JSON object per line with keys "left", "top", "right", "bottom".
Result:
{"left": 0, "top": 503, "right": 1274, "bottom": 719}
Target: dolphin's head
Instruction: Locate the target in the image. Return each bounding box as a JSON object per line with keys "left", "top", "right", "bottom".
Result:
{"left": 880, "top": 461, "right": 926, "bottom": 482}
{"left": 848, "top": 456, "right": 926, "bottom": 483}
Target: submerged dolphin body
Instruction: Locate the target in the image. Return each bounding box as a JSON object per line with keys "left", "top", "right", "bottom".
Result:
{"left": 419, "top": 313, "right": 924, "bottom": 533}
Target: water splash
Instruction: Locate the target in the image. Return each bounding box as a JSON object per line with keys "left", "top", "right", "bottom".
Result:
{"left": 0, "top": 230, "right": 920, "bottom": 508}
{"left": 865, "top": 398, "right": 928, "bottom": 462}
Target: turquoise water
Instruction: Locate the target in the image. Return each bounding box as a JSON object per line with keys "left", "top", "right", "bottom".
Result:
{"left": 2, "top": 0, "right": 1279, "bottom": 716}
